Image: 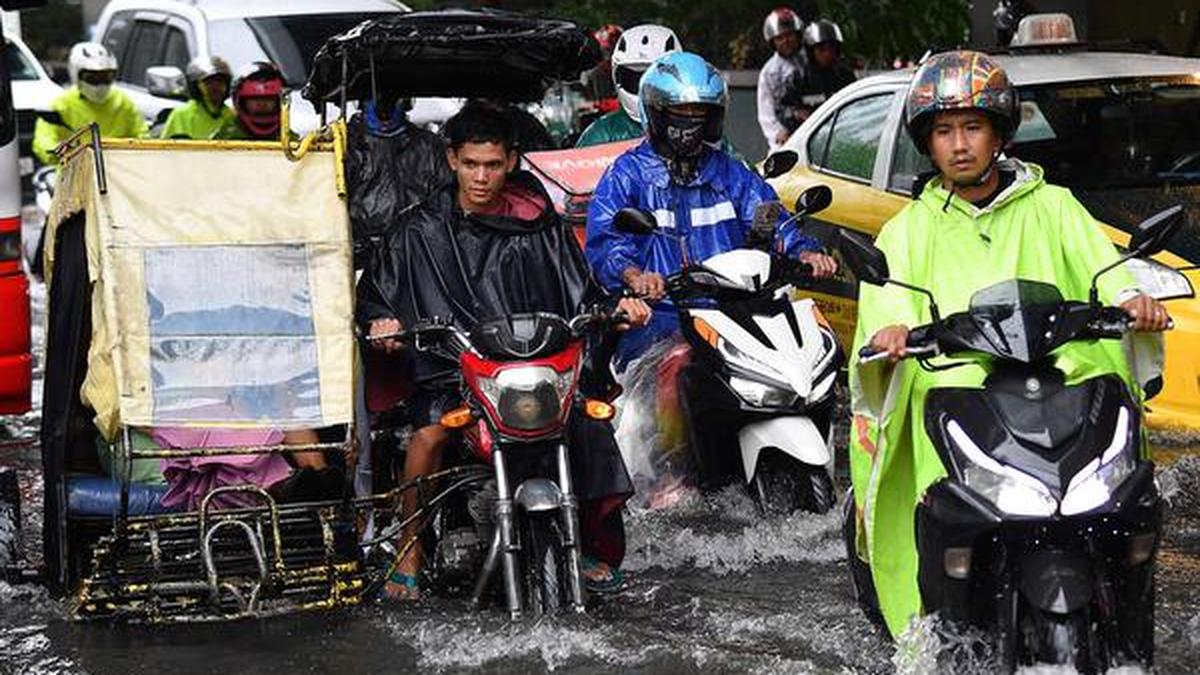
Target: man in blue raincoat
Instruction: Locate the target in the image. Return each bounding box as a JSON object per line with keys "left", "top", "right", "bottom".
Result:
{"left": 586, "top": 51, "right": 837, "bottom": 369}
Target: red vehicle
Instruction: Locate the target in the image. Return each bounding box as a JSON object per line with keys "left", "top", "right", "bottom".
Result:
{"left": 0, "top": 24, "right": 32, "bottom": 416}
{"left": 377, "top": 309, "right": 620, "bottom": 617}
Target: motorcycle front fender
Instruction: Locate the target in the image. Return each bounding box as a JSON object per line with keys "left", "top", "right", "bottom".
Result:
{"left": 1018, "top": 548, "right": 1094, "bottom": 614}
{"left": 738, "top": 415, "right": 829, "bottom": 482}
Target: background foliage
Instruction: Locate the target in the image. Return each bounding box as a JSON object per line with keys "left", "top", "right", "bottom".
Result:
{"left": 405, "top": 0, "right": 971, "bottom": 68}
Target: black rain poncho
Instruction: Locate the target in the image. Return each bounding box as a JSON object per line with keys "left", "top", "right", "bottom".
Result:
{"left": 344, "top": 113, "right": 453, "bottom": 268}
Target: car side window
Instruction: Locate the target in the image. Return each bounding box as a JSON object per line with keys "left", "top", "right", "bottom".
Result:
{"left": 806, "top": 115, "right": 833, "bottom": 169}
{"left": 889, "top": 124, "right": 934, "bottom": 194}
{"left": 162, "top": 25, "right": 191, "bottom": 71}
{"left": 120, "top": 21, "right": 167, "bottom": 86}
{"left": 101, "top": 10, "right": 137, "bottom": 66}
{"left": 818, "top": 93, "right": 895, "bottom": 183}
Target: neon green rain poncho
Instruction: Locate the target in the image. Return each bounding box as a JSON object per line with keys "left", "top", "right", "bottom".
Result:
{"left": 848, "top": 159, "right": 1162, "bottom": 637}
{"left": 159, "top": 100, "right": 236, "bottom": 140}
{"left": 33, "top": 87, "right": 147, "bottom": 165}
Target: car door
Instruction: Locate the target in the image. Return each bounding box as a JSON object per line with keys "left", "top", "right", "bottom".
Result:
{"left": 769, "top": 85, "right": 910, "bottom": 347}
{"left": 105, "top": 11, "right": 194, "bottom": 123}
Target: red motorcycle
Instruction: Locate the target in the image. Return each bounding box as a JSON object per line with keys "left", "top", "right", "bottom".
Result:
{"left": 378, "top": 309, "right": 622, "bottom": 617}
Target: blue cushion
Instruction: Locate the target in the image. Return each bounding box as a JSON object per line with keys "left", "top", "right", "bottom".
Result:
{"left": 66, "top": 475, "right": 180, "bottom": 517}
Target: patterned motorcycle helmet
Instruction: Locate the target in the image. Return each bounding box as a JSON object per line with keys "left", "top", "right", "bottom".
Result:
{"left": 903, "top": 50, "right": 1019, "bottom": 155}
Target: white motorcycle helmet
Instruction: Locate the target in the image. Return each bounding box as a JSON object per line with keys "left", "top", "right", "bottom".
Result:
{"left": 610, "top": 24, "right": 680, "bottom": 123}
{"left": 68, "top": 42, "right": 119, "bottom": 104}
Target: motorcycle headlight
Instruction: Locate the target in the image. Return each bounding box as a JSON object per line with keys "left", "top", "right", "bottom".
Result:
{"left": 1060, "top": 407, "right": 1135, "bottom": 516}
{"left": 947, "top": 420, "right": 1058, "bottom": 517}
{"left": 477, "top": 365, "right": 575, "bottom": 431}
{"left": 729, "top": 376, "right": 796, "bottom": 407}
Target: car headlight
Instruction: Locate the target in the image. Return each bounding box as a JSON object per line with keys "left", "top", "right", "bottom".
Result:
{"left": 947, "top": 420, "right": 1058, "bottom": 517}
{"left": 1060, "top": 407, "right": 1135, "bottom": 516}
{"left": 729, "top": 376, "right": 796, "bottom": 407}
{"left": 477, "top": 365, "right": 575, "bottom": 431}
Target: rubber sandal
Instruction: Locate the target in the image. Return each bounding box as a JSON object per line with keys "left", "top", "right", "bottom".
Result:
{"left": 380, "top": 569, "right": 422, "bottom": 602}
{"left": 581, "top": 555, "right": 625, "bottom": 593}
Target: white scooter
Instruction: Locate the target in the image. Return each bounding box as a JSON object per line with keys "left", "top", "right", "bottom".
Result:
{"left": 613, "top": 184, "right": 842, "bottom": 513}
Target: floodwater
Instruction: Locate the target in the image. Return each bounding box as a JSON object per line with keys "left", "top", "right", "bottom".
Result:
{"left": 3, "top": 277, "right": 1200, "bottom": 675}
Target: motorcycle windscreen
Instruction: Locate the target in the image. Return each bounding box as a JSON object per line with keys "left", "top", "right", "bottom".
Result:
{"left": 958, "top": 279, "right": 1067, "bottom": 362}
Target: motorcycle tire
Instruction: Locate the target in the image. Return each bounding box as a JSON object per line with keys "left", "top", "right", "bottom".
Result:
{"left": 521, "top": 513, "right": 565, "bottom": 616}
{"left": 750, "top": 449, "right": 834, "bottom": 515}
{"left": 1022, "top": 605, "right": 1102, "bottom": 674}
{"left": 841, "top": 488, "right": 885, "bottom": 630}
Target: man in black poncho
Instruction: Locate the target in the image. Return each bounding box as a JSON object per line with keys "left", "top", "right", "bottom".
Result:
{"left": 358, "top": 100, "right": 651, "bottom": 601}
{"left": 344, "top": 89, "right": 453, "bottom": 268}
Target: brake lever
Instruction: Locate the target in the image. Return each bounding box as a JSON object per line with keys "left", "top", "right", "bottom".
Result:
{"left": 858, "top": 343, "right": 938, "bottom": 364}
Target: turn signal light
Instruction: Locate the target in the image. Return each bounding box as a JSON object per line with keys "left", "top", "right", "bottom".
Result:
{"left": 944, "top": 547, "right": 972, "bottom": 580}
{"left": 693, "top": 317, "right": 719, "bottom": 347}
{"left": 584, "top": 399, "right": 615, "bottom": 421}
{"left": 440, "top": 406, "right": 475, "bottom": 429}
{"left": 1127, "top": 532, "right": 1156, "bottom": 566}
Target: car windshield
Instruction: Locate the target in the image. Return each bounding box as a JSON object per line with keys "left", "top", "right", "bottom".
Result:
{"left": 209, "top": 13, "right": 393, "bottom": 86}
{"left": 4, "top": 43, "right": 40, "bottom": 81}
{"left": 1012, "top": 77, "right": 1200, "bottom": 189}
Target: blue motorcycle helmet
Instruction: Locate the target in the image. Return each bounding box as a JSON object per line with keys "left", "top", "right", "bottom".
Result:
{"left": 638, "top": 52, "right": 728, "bottom": 182}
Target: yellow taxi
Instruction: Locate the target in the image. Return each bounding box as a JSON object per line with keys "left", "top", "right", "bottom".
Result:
{"left": 768, "top": 17, "right": 1200, "bottom": 431}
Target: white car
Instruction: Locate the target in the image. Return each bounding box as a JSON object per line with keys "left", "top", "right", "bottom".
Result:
{"left": 94, "top": 0, "right": 410, "bottom": 133}
{"left": 6, "top": 35, "right": 62, "bottom": 181}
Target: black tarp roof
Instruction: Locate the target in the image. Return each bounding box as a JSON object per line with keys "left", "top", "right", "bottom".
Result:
{"left": 303, "top": 9, "right": 601, "bottom": 105}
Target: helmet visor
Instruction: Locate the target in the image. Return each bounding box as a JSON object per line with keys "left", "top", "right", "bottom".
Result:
{"left": 614, "top": 65, "right": 645, "bottom": 96}
{"left": 79, "top": 70, "right": 116, "bottom": 86}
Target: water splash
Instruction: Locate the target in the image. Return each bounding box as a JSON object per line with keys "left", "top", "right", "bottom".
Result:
{"left": 623, "top": 486, "right": 843, "bottom": 574}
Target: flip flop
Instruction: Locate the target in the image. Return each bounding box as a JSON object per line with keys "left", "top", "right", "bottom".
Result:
{"left": 581, "top": 555, "right": 625, "bottom": 593}
{"left": 380, "top": 569, "right": 421, "bottom": 602}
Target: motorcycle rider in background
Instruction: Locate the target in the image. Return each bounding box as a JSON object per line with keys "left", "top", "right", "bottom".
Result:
{"left": 756, "top": 7, "right": 807, "bottom": 151}
{"left": 33, "top": 42, "right": 146, "bottom": 165}
{"left": 788, "top": 20, "right": 856, "bottom": 119}
{"left": 159, "top": 56, "right": 236, "bottom": 140}
{"left": 848, "top": 50, "right": 1171, "bottom": 637}
{"left": 575, "top": 24, "right": 681, "bottom": 147}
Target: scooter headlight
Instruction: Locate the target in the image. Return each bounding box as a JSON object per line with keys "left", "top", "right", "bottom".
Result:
{"left": 729, "top": 376, "right": 797, "bottom": 407}
{"left": 947, "top": 420, "right": 1058, "bottom": 517}
{"left": 1060, "top": 407, "right": 1135, "bottom": 516}
{"left": 718, "top": 339, "right": 798, "bottom": 407}
{"left": 477, "top": 365, "right": 575, "bottom": 431}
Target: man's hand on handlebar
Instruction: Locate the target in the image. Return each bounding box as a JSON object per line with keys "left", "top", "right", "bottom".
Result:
{"left": 615, "top": 297, "right": 652, "bottom": 331}
{"left": 368, "top": 317, "right": 405, "bottom": 354}
{"left": 622, "top": 267, "right": 667, "bottom": 302}
{"left": 1120, "top": 293, "right": 1172, "bottom": 333}
{"left": 799, "top": 251, "right": 838, "bottom": 279}
{"left": 869, "top": 324, "right": 911, "bottom": 362}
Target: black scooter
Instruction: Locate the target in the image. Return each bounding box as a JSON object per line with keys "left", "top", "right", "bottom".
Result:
{"left": 838, "top": 205, "right": 1192, "bottom": 672}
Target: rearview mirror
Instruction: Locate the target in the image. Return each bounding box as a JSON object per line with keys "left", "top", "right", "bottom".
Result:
{"left": 838, "top": 229, "right": 890, "bottom": 286}
{"left": 796, "top": 184, "right": 833, "bottom": 216}
{"left": 613, "top": 208, "right": 658, "bottom": 236}
{"left": 762, "top": 150, "right": 799, "bottom": 179}
{"left": 1127, "top": 205, "right": 1184, "bottom": 258}
{"left": 145, "top": 66, "right": 186, "bottom": 99}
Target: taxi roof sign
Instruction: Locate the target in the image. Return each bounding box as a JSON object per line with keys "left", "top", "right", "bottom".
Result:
{"left": 1010, "top": 13, "right": 1080, "bottom": 47}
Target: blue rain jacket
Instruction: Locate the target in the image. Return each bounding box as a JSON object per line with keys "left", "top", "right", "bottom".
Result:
{"left": 586, "top": 140, "right": 822, "bottom": 367}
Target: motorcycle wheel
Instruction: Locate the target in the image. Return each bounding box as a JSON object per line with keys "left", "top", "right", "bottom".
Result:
{"left": 521, "top": 513, "right": 565, "bottom": 616}
{"left": 841, "top": 489, "right": 884, "bottom": 630}
{"left": 751, "top": 449, "right": 834, "bottom": 515}
{"left": 1022, "top": 606, "right": 1102, "bottom": 674}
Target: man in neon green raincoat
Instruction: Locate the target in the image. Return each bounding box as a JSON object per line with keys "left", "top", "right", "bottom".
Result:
{"left": 159, "top": 56, "right": 235, "bottom": 140}
{"left": 847, "top": 51, "right": 1172, "bottom": 638}
{"left": 32, "top": 42, "right": 147, "bottom": 165}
